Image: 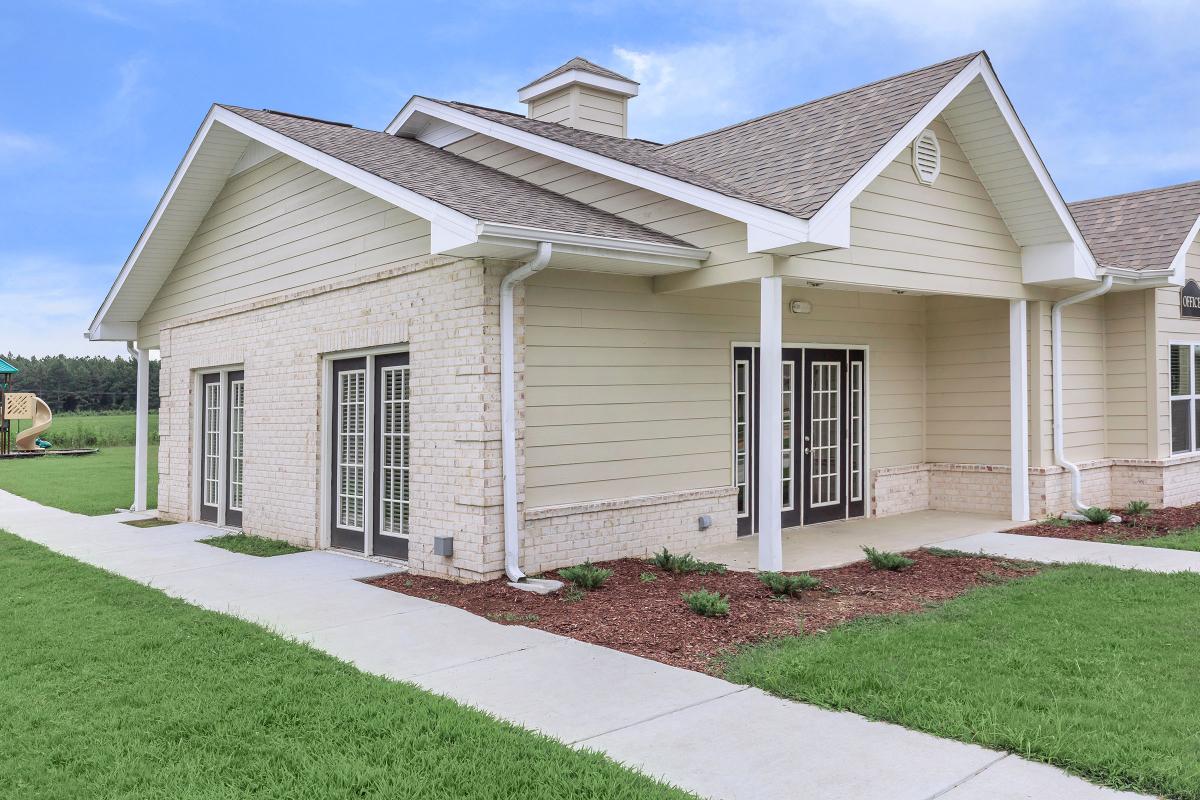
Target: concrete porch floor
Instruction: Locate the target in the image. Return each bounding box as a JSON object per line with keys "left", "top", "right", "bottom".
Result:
{"left": 694, "top": 510, "right": 1021, "bottom": 572}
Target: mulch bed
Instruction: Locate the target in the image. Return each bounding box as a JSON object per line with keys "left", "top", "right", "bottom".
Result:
{"left": 1010, "top": 505, "right": 1200, "bottom": 542}
{"left": 365, "top": 551, "right": 1037, "bottom": 673}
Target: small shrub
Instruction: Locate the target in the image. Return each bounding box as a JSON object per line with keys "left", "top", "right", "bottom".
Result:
{"left": 648, "top": 547, "right": 726, "bottom": 575}
{"left": 558, "top": 561, "right": 613, "bottom": 590}
{"left": 650, "top": 547, "right": 675, "bottom": 569}
{"left": 922, "top": 546, "right": 985, "bottom": 559}
{"left": 638, "top": 571, "right": 657, "bottom": 583}
{"left": 1082, "top": 506, "right": 1113, "bottom": 524}
{"left": 1042, "top": 517, "right": 1072, "bottom": 528}
{"left": 862, "top": 546, "right": 914, "bottom": 571}
{"left": 561, "top": 586, "right": 586, "bottom": 603}
{"left": 1125, "top": 500, "right": 1150, "bottom": 516}
{"left": 758, "top": 571, "right": 821, "bottom": 597}
{"left": 681, "top": 589, "right": 730, "bottom": 617}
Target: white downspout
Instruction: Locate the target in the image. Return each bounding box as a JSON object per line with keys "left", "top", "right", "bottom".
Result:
{"left": 1051, "top": 275, "right": 1113, "bottom": 516}
{"left": 500, "top": 243, "right": 552, "bottom": 582}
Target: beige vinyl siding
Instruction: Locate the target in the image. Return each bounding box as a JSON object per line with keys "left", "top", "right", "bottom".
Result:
{"left": 523, "top": 270, "right": 925, "bottom": 507}
{"left": 443, "top": 132, "right": 767, "bottom": 278}
{"left": 528, "top": 89, "right": 574, "bottom": 126}
{"left": 1060, "top": 298, "right": 1107, "bottom": 462}
{"left": 786, "top": 118, "right": 1031, "bottom": 300}
{"left": 448, "top": 118, "right": 1039, "bottom": 301}
{"left": 925, "top": 296, "right": 1010, "bottom": 465}
{"left": 138, "top": 153, "right": 431, "bottom": 342}
{"left": 1153, "top": 234, "right": 1200, "bottom": 457}
{"left": 1105, "top": 290, "right": 1154, "bottom": 459}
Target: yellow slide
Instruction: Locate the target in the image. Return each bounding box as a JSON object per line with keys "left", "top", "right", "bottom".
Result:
{"left": 14, "top": 396, "right": 52, "bottom": 451}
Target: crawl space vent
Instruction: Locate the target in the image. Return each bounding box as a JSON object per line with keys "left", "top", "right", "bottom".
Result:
{"left": 912, "top": 129, "right": 941, "bottom": 185}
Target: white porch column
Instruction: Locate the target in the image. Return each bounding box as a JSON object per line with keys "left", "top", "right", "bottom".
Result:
{"left": 1009, "top": 300, "right": 1030, "bottom": 521}
{"left": 132, "top": 342, "right": 150, "bottom": 512}
{"left": 758, "top": 276, "right": 784, "bottom": 571}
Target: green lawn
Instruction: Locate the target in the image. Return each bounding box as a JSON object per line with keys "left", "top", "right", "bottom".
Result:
{"left": 0, "top": 532, "right": 691, "bottom": 800}
{"left": 14, "top": 410, "right": 159, "bottom": 449}
{"left": 0, "top": 445, "right": 157, "bottom": 514}
{"left": 1123, "top": 528, "right": 1200, "bottom": 552}
{"left": 200, "top": 533, "right": 307, "bottom": 557}
{"left": 724, "top": 566, "right": 1200, "bottom": 799}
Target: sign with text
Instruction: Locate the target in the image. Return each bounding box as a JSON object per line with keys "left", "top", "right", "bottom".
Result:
{"left": 1183, "top": 280, "right": 1200, "bottom": 318}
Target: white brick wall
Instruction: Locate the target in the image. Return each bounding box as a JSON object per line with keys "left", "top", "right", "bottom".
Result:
{"left": 157, "top": 255, "right": 507, "bottom": 580}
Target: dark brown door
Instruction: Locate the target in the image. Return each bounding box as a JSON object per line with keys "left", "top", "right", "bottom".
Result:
{"left": 329, "top": 357, "right": 367, "bottom": 551}
{"left": 371, "top": 353, "right": 410, "bottom": 560}
{"left": 801, "top": 349, "right": 867, "bottom": 525}
{"left": 224, "top": 370, "right": 245, "bottom": 529}
{"left": 734, "top": 346, "right": 803, "bottom": 536}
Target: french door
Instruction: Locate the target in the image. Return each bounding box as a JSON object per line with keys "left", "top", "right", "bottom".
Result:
{"left": 733, "top": 346, "right": 865, "bottom": 535}
{"left": 198, "top": 370, "right": 245, "bottom": 527}
{"left": 328, "top": 352, "right": 410, "bottom": 559}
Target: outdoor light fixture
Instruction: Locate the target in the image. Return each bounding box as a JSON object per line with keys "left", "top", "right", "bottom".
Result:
{"left": 789, "top": 300, "right": 813, "bottom": 314}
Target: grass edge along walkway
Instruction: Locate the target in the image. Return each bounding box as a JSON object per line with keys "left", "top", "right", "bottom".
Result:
{"left": 0, "top": 531, "right": 694, "bottom": 800}
{"left": 724, "top": 564, "right": 1200, "bottom": 800}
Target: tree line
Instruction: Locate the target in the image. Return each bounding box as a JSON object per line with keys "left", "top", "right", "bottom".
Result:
{"left": 2, "top": 354, "right": 160, "bottom": 413}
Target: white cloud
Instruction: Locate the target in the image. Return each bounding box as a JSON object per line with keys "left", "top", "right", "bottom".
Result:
{"left": 100, "top": 56, "right": 152, "bottom": 136}
{"left": 0, "top": 254, "right": 125, "bottom": 358}
{"left": 813, "top": 0, "right": 1055, "bottom": 45}
{"left": 0, "top": 129, "right": 52, "bottom": 165}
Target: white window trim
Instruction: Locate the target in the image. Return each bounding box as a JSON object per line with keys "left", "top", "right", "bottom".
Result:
{"left": 377, "top": 363, "right": 411, "bottom": 540}
{"left": 191, "top": 365, "right": 243, "bottom": 528}
{"left": 1169, "top": 341, "right": 1200, "bottom": 455}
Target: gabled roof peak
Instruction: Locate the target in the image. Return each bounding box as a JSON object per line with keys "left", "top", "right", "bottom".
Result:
{"left": 518, "top": 57, "right": 637, "bottom": 92}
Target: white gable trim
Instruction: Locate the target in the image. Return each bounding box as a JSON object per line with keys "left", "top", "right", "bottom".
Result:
{"left": 1170, "top": 214, "right": 1200, "bottom": 286}
{"left": 88, "top": 106, "right": 483, "bottom": 340}
{"left": 518, "top": 69, "right": 639, "bottom": 103}
{"left": 807, "top": 54, "right": 1099, "bottom": 280}
{"left": 89, "top": 106, "right": 709, "bottom": 340}
{"left": 386, "top": 97, "right": 827, "bottom": 252}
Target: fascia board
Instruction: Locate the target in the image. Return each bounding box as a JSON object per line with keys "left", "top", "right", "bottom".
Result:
{"left": 805, "top": 55, "right": 1100, "bottom": 280}
{"left": 88, "top": 105, "right": 483, "bottom": 340}
{"left": 88, "top": 108, "right": 220, "bottom": 340}
{"left": 387, "top": 98, "right": 816, "bottom": 251}
{"left": 517, "top": 70, "right": 639, "bottom": 102}
{"left": 1169, "top": 215, "right": 1200, "bottom": 286}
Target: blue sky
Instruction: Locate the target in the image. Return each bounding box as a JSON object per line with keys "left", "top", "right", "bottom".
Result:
{"left": 1, "top": 0, "right": 1198, "bottom": 356}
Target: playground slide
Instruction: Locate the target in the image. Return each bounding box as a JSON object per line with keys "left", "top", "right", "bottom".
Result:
{"left": 14, "top": 397, "right": 52, "bottom": 451}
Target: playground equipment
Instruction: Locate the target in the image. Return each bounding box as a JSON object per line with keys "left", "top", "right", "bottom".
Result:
{"left": 12, "top": 395, "right": 53, "bottom": 451}
{"left": 0, "top": 358, "right": 53, "bottom": 454}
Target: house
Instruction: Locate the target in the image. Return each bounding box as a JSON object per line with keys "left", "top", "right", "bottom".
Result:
{"left": 88, "top": 52, "right": 1200, "bottom": 582}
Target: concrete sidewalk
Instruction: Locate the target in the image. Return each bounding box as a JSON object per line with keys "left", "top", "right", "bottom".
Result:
{"left": 0, "top": 492, "right": 1145, "bottom": 800}
{"left": 941, "top": 530, "right": 1200, "bottom": 573}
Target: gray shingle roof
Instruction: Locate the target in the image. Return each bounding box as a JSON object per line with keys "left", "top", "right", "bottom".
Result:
{"left": 222, "top": 106, "right": 689, "bottom": 248}
{"left": 430, "top": 100, "right": 786, "bottom": 211}
{"left": 1069, "top": 181, "right": 1200, "bottom": 271}
{"left": 519, "top": 57, "right": 637, "bottom": 91}
{"left": 440, "top": 53, "right": 980, "bottom": 220}
{"left": 657, "top": 53, "right": 981, "bottom": 218}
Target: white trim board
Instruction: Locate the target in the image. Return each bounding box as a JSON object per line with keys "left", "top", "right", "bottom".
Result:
{"left": 87, "top": 106, "right": 708, "bottom": 341}
{"left": 387, "top": 97, "right": 828, "bottom": 253}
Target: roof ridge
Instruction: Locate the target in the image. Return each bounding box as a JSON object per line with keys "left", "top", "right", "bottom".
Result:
{"left": 658, "top": 51, "right": 982, "bottom": 150}
{"left": 1069, "top": 178, "right": 1200, "bottom": 207}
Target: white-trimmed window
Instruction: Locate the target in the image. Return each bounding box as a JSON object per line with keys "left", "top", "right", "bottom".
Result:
{"left": 1170, "top": 343, "right": 1200, "bottom": 454}
{"left": 229, "top": 379, "right": 245, "bottom": 511}
{"left": 203, "top": 382, "right": 221, "bottom": 507}
{"left": 380, "top": 365, "right": 410, "bottom": 536}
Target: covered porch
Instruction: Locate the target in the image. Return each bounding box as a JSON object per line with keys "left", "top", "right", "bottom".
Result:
{"left": 694, "top": 509, "right": 1019, "bottom": 572}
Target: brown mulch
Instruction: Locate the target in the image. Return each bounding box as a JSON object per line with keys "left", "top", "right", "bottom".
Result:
{"left": 1009, "top": 504, "right": 1200, "bottom": 542}
{"left": 365, "top": 551, "right": 1037, "bottom": 673}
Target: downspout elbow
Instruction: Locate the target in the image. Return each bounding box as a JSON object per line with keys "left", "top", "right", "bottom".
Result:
{"left": 1051, "top": 275, "right": 1115, "bottom": 517}
{"left": 500, "top": 243, "right": 552, "bottom": 583}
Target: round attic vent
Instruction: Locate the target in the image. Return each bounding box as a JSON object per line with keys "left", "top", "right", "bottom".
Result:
{"left": 912, "top": 129, "right": 941, "bottom": 185}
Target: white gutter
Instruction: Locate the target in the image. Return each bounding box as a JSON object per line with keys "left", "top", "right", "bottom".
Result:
{"left": 500, "top": 242, "right": 553, "bottom": 583}
{"left": 1051, "top": 275, "right": 1116, "bottom": 517}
